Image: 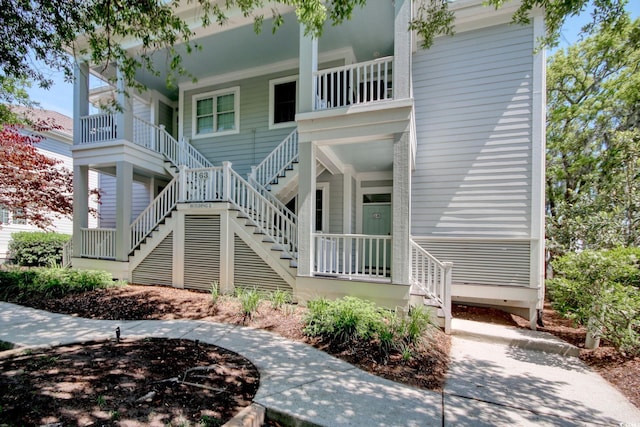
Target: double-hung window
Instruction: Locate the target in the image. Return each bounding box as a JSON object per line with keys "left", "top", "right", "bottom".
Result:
{"left": 193, "top": 87, "right": 240, "bottom": 138}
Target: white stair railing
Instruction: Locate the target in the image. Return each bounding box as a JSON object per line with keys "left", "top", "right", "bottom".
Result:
{"left": 132, "top": 116, "right": 212, "bottom": 169}
{"left": 250, "top": 129, "right": 298, "bottom": 188}
{"left": 410, "top": 239, "right": 452, "bottom": 334}
{"left": 127, "top": 163, "right": 296, "bottom": 262}
{"left": 228, "top": 165, "right": 298, "bottom": 260}
{"left": 129, "top": 177, "right": 180, "bottom": 251}
{"left": 181, "top": 167, "right": 225, "bottom": 202}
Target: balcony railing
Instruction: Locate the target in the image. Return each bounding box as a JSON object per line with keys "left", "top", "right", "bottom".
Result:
{"left": 313, "top": 233, "right": 391, "bottom": 279}
{"left": 314, "top": 57, "right": 394, "bottom": 111}
{"left": 80, "top": 113, "right": 117, "bottom": 144}
{"left": 80, "top": 228, "right": 116, "bottom": 259}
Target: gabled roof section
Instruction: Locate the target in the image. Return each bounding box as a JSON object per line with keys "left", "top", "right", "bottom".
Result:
{"left": 10, "top": 106, "right": 73, "bottom": 139}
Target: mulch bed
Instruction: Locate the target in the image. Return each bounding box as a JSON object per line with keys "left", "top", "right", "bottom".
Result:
{"left": 0, "top": 338, "right": 259, "bottom": 426}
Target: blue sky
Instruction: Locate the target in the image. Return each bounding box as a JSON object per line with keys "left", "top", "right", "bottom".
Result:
{"left": 26, "top": 3, "right": 640, "bottom": 119}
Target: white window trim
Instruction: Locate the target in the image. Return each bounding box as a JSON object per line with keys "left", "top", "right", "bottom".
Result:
{"left": 191, "top": 86, "right": 240, "bottom": 139}
{"left": 269, "top": 75, "right": 298, "bottom": 130}
{"left": 316, "top": 182, "right": 330, "bottom": 233}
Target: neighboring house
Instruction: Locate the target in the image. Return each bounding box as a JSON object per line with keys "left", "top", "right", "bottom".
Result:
{"left": 0, "top": 109, "right": 98, "bottom": 263}
{"left": 70, "top": 0, "right": 545, "bottom": 331}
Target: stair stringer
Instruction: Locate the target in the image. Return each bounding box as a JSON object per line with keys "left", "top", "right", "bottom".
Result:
{"left": 268, "top": 161, "right": 327, "bottom": 203}
{"left": 228, "top": 213, "right": 297, "bottom": 290}
{"left": 128, "top": 213, "right": 179, "bottom": 272}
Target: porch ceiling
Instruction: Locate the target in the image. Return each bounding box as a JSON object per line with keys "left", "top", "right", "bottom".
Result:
{"left": 326, "top": 139, "right": 394, "bottom": 173}
{"left": 131, "top": 1, "right": 394, "bottom": 98}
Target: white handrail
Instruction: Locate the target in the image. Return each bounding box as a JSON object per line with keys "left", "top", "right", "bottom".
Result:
{"left": 313, "top": 56, "right": 393, "bottom": 110}
{"left": 80, "top": 228, "right": 116, "bottom": 259}
{"left": 313, "top": 233, "right": 391, "bottom": 278}
{"left": 181, "top": 167, "right": 225, "bottom": 202}
{"left": 79, "top": 114, "right": 117, "bottom": 144}
{"left": 228, "top": 167, "right": 298, "bottom": 260}
{"left": 250, "top": 129, "right": 298, "bottom": 188}
{"left": 130, "top": 176, "right": 180, "bottom": 251}
{"left": 410, "top": 239, "right": 452, "bottom": 334}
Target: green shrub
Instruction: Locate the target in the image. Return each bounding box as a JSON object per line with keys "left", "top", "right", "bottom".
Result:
{"left": 8, "top": 232, "right": 70, "bottom": 267}
{"left": 0, "top": 268, "right": 116, "bottom": 302}
{"left": 548, "top": 248, "right": 640, "bottom": 355}
{"left": 304, "top": 296, "right": 384, "bottom": 344}
{"left": 303, "top": 297, "right": 436, "bottom": 361}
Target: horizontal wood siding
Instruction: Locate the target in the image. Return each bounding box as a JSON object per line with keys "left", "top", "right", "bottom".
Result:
{"left": 183, "top": 215, "right": 220, "bottom": 291}
{"left": 411, "top": 23, "right": 534, "bottom": 239}
{"left": 133, "top": 98, "right": 151, "bottom": 123}
{"left": 184, "top": 70, "right": 297, "bottom": 176}
{"left": 413, "top": 238, "right": 531, "bottom": 287}
{"left": 131, "top": 232, "right": 173, "bottom": 286}
{"left": 233, "top": 235, "right": 292, "bottom": 293}
{"left": 318, "top": 171, "right": 343, "bottom": 233}
{"left": 98, "top": 174, "right": 150, "bottom": 229}
{"left": 183, "top": 60, "right": 345, "bottom": 176}
{"left": 158, "top": 100, "right": 174, "bottom": 137}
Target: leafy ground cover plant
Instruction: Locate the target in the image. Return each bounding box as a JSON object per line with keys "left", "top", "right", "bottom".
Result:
{"left": 0, "top": 267, "right": 117, "bottom": 302}
{"left": 547, "top": 247, "right": 640, "bottom": 355}
{"left": 303, "top": 296, "right": 435, "bottom": 362}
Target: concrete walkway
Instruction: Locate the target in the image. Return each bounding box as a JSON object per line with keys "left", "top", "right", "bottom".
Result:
{"left": 0, "top": 302, "right": 638, "bottom": 426}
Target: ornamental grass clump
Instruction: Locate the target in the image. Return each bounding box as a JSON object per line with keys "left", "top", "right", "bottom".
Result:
{"left": 268, "top": 289, "right": 292, "bottom": 310}
{"left": 235, "top": 287, "right": 262, "bottom": 321}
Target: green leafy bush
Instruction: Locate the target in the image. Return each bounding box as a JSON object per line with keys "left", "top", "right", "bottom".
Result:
{"left": 8, "top": 232, "right": 70, "bottom": 267}
{"left": 547, "top": 248, "right": 640, "bottom": 355}
{"left": 0, "top": 267, "right": 116, "bottom": 302}
{"left": 303, "top": 296, "right": 434, "bottom": 359}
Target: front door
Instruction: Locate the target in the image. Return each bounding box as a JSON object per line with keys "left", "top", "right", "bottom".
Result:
{"left": 362, "top": 201, "right": 391, "bottom": 275}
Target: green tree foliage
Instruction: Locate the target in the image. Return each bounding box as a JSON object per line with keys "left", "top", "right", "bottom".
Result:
{"left": 0, "top": 0, "right": 633, "bottom": 115}
{"left": 547, "top": 248, "right": 640, "bottom": 355}
{"left": 546, "top": 15, "right": 640, "bottom": 256}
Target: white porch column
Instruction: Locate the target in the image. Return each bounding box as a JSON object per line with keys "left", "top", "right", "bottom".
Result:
{"left": 393, "top": 0, "right": 412, "bottom": 100}
{"left": 392, "top": 131, "right": 411, "bottom": 285}
{"left": 297, "top": 140, "right": 317, "bottom": 276}
{"left": 72, "top": 165, "right": 89, "bottom": 258}
{"left": 116, "top": 65, "right": 134, "bottom": 142}
{"left": 298, "top": 26, "right": 318, "bottom": 113}
{"left": 73, "top": 61, "right": 89, "bottom": 145}
{"left": 115, "top": 161, "right": 133, "bottom": 261}
{"left": 343, "top": 166, "right": 354, "bottom": 233}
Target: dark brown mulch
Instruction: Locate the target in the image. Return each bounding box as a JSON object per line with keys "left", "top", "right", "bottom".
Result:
{"left": 0, "top": 338, "right": 259, "bottom": 426}
{"left": 453, "top": 302, "right": 640, "bottom": 409}
{"left": 17, "top": 284, "right": 450, "bottom": 392}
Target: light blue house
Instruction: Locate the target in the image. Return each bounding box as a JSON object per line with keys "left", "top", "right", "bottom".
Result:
{"left": 70, "top": 0, "right": 546, "bottom": 331}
